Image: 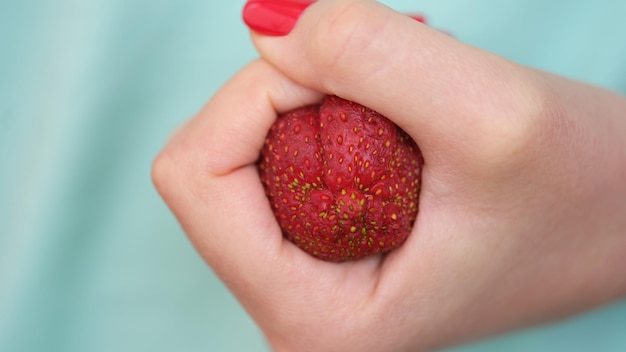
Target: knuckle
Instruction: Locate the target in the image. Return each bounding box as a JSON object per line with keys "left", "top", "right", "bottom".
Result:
{"left": 152, "top": 139, "right": 212, "bottom": 207}
{"left": 469, "top": 75, "right": 554, "bottom": 173}
{"left": 151, "top": 147, "right": 177, "bottom": 200}
{"left": 151, "top": 128, "right": 198, "bottom": 203}
{"left": 308, "top": 0, "right": 389, "bottom": 86}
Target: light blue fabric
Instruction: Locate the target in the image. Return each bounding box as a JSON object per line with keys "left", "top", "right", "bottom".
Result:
{"left": 1, "top": 1, "right": 624, "bottom": 351}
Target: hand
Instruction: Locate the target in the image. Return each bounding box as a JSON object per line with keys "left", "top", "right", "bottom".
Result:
{"left": 152, "top": 1, "right": 626, "bottom": 351}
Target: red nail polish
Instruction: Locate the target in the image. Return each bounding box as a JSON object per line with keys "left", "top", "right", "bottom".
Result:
{"left": 243, "top": 0, "right": 315, "bottom": 36}
{"left": 408, "top": 14, "right": 427, "bottom": 24}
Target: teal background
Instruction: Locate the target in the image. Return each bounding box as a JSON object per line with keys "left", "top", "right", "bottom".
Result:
{"left": 1, "top": 0, "right": 625, "bottom": 351}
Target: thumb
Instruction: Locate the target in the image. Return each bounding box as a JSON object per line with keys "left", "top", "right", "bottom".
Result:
{"left": 243, "top": 0, "right": 545, "bottom": 165}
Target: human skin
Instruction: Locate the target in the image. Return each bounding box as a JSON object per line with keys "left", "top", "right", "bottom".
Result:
{"left": 152, "top": 1, "right": 626, "bottom": 351}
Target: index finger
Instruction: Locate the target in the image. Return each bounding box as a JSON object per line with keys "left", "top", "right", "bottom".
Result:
{"left": 152, "top": 59, "right": 323, "bottom": 285}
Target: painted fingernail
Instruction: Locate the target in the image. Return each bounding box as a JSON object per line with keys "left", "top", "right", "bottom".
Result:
{"left": 242, "top": 0, "right": 315, "bottom": 36}
{"left": 408, "top": 14, "right": 427, "bottom": 24}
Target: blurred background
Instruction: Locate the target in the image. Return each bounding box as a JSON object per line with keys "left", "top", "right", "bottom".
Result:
{"left": 1, "top": 0, "right": 625, "bottom": 351}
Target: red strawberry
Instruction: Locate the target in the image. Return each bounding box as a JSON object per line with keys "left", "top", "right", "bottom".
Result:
{"left": 258, "top": 96, "right": 422, "bottom": 262}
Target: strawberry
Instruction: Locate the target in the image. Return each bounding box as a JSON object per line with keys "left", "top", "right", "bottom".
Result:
{"left": 258, "top": 96, "right": 422, "bottom": 261}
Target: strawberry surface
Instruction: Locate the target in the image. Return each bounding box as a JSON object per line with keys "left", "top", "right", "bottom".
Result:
{"left": 258, "top": 96, "right": 422, "bottom": 261}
